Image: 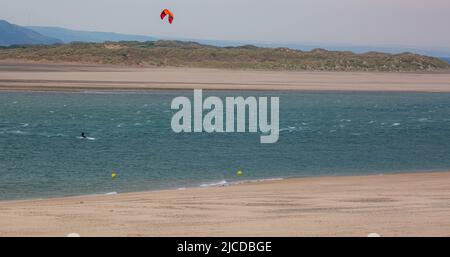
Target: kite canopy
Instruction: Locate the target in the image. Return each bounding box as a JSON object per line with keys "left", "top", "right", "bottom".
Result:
{"left": 161, "top": 9, "right": 174, "bottom": 24}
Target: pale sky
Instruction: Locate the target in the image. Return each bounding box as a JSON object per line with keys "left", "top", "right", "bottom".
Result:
{"left": 1, "top": 0, "right": 450, "bottom": 49}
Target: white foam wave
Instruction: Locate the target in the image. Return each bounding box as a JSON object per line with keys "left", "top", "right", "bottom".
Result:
{"left": 8, "top": 130, "right": 29, "bottom": 135}
{"left": 280, "top": 126, "right": 300, "bottom": 133}
{"left": 200, "top": 180, "right": 228, "bottom": 188}
{"left": 77, "top": 136, "right": 96, "bottom": 141}
{"left": 199, "top": 177, "right": 284, "bottom": 188}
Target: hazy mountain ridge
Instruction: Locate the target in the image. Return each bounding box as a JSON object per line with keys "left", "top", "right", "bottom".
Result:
{"left": 0, "top": 20, "right": 62, "bottom": 46}
{"left": 29, "top": 26, "right": 450, "bottom": 57}
{"left": 1, "top": 19, "right": 448, "bottom": 58}
{"left": 27, "top": 26, "right": 156, "bottom": 44}
{"left": 1, "top": 41, "right": 448, "bottom": 72}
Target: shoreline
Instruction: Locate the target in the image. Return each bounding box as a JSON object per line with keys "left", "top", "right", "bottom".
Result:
{"left": 1, "top": 169, "right": 448, "bottom": 204}
{"left": 0, "top": 176, "right": 286, "bottom": 204}
{"left": 1, "top": 171, "right": 450, "bottom": 236}
{"left": 1, "top": 62, "right": 450, "bottom": 93}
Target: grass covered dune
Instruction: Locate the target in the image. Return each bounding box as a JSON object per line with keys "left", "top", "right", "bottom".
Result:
{"left": 0, "top": 40, "right": 449, "bottom": 72}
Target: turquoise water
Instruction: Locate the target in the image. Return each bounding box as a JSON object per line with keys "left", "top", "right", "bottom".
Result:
{"left": 1, "top": 91, "right": 450, "bottom": 201}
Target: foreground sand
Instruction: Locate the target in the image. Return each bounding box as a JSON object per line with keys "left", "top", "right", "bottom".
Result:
{"left": 1, "top": 171, "right": 450, "bottom": 237}
{"left": 1, "top": 61, "right": 450, "bottom": 92}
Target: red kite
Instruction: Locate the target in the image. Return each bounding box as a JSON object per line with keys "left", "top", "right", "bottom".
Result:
{"left": 161, "top": 9, "right": 174, "bottom": 24}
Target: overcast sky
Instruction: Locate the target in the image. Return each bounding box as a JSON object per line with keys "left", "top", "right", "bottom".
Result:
{"left": 1, "top": 0, "right": 450, "bottom": 49}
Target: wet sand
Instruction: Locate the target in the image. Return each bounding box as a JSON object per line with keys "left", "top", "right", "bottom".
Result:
{"left": 1, "top": 61, "right": 450, "bottom": 92}
{"left": 1, "top": 171, "right": 450, "bottom": 237}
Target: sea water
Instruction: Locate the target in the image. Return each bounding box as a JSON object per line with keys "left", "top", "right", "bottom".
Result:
{"left": 1, "top": 91, "right": 450, "bottom": 200}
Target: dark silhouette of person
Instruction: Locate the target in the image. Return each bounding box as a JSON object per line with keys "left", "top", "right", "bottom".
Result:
{"left": 81, "top": 132, "right": 87, "bottom": 138}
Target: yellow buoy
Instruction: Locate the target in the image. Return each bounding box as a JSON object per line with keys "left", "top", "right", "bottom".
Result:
{"left": 111, "top": 172, "right": 117, "bottom": 179}
{"left": 236, "top": 170, "right": 243, "bottom": 176}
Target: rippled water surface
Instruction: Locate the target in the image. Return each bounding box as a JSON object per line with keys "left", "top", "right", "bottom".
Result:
{"left": 1, "top": 91, "right": 450, "bottom": 200}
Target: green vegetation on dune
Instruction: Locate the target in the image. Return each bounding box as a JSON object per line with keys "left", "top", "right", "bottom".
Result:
{"left": 0, "top": 40, "right": 449, "bottom": 72}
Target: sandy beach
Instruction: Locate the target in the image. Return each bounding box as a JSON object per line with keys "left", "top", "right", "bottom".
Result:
{"left": 1, "top": 62, "right": 450, "bottom": 237}
{"left": 1, "top": 61, "right": 450, "bottom": 92}
{"left": 1, "top": 171, "right": 450, "bottom": 237}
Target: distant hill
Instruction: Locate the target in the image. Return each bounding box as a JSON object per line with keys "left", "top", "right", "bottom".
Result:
{"left": 0, "top": 20, "right": 62, "bottom": 46}
{"left": 1, "top": 41, "right": 449, "bottom": 72}
{"left": 17, "top": 24, "right": 450, "bottom": 58}
{"left": 441, "top": 57, "right": 450, "bottom": 64}
{"left": 177, "top": 39, "right": 450, "bottom": 58}
{"left": 27, "top": 26, "right": 156, "bottom": 44}
{"left": 17, "top": 25, "right": 450, "bottom": 58}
